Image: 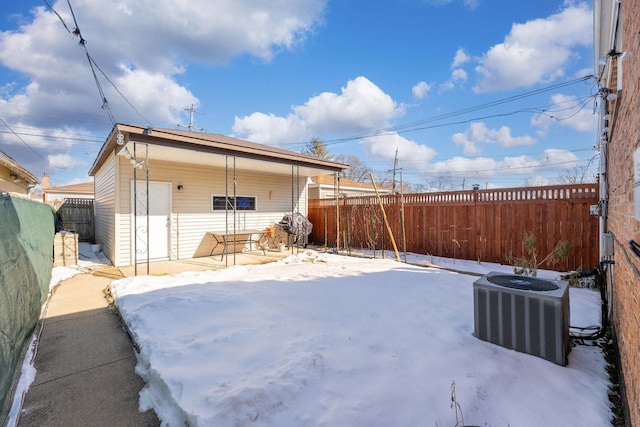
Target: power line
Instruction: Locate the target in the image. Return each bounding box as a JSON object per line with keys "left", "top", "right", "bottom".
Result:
{"left": 389, "top": 76, "right": 595, "bottom": 133}
{"left": 0, "top": 129, "right": 103, "bottom": 145}
{"left": 0, "top": 116, "right": 61, "bottom": 169}
{"left": 44, "top": 0, "right": 152, "bottom": 127}
{"left": 87, "top": 55, "right": 153, "bottom": 127}
{"left": 323, "top": 76, "right": 596, "bottom": 148}
{"left": 274, "top": 75, "right": 597, "bottom": 153}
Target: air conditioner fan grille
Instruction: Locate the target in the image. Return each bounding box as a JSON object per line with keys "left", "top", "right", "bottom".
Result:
{"left": 486, "top": 275, "right": 559, "bottom": 291}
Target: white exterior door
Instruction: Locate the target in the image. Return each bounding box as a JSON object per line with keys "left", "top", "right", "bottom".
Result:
{"left": 131, "top": 181, "right": 171, "bottom": 263}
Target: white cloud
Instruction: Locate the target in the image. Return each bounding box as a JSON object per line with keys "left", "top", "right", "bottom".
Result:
{"left": 473, "top": 3, "right": 592, "bottom": 92}
{"left": 464, "top": 0, "right": 479, "bottom": 9}
{"left": 0, "top": 1, "right": 326, "bottom": 126}
{"left": 362, "top": 132, "right": 436, "bottom": 169}
{"left": 439, "top": 68, "right": 468, "bottom": 92}
{"left": 530, "top": 93, "right": 597, "bottom": 135}
{"left": 524, "top": 176, "right": 552, "bottom": 187}
{"left": 451, "top": 122, "right": 537, "bottom": 155}
{"left": 439, "top": 81, "right": 455, "bottom": 92}
{"left": 232, "top": 112, "right": 307, "bottom": 145}
{"left": 428, "top": 148, "right": 579, "bottom": 180}
{"left": 540, "top": 148, "right": 580, "bottom": 167}
{"left": 113, "top": 67, "right": 198, "bottom": 125}
{"left": 412, "top": 81, "right": 433, "bottom": 100}
{"left": 451, "top": 48, "right": 471, "bottom": 68}
{"left": 233, "top": 76, "right": 404, "bottom": 144}
{"left": 47, "top": 153, "right": 87, "bottom": 169}
{"left": 0, "top": 0, "right": 327, "bottom": 178}
{"left": 422, "top": 0, "right": 479, "bottom": 10}
{"left": 430, "top": 156, "right": 498, "bottom": 178}
{"left": 451, "top": 68, "right": 468, "bottom": 82}
{"left": 574, "top": 67, "right": 593, "bottom": 79}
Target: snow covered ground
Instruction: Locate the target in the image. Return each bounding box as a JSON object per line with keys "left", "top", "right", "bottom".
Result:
{"left": 7, "top": 245, "right": 610, "bottom": 426}
{"left": 106, "top": 250, "right": 611, "bottom": 427}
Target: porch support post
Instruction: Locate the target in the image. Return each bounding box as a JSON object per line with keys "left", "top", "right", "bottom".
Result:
{"left": 335, "top": 172, "right": 340, "bottom": 251}
{"left": 133, "top": 141, "right": 137, "bottom": 276}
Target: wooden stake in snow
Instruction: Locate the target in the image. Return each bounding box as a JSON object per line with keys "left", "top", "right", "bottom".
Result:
{"left": 369, "top": 173, "right": 401, "bottom": 262}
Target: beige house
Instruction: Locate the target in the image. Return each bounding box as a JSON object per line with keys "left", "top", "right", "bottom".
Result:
{"left": 88, "top": 124, "right": 348, "bottom": 267}
{"left": 0, "top": 149, "right": 39, "bottom": 196}
{"left": 42, "top": 173, "right": 94, "bottom": 203}
{"left": 308, "top": 175, "right": 391, "bottom": 199}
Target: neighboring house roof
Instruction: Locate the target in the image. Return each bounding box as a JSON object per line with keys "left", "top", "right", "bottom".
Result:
{"left": 89, "top": 124, "right": 349, "bottom": 177}
{"left": 44, "top": 182, "right": 94, "bottom": 196}
{"left": 312, "top": 175, "right": 380, "bottom": 190}
{"left": 0, "top": 149, "right": 40, "bottom": 186}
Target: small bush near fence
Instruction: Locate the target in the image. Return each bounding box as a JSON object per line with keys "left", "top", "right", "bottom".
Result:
{"left": 308, "top": 184, "right": 599, "bottom": 272}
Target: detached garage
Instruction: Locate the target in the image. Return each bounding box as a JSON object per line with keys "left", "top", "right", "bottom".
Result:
{"left": 88, "top": 124, "right": 347, "bottom": 267}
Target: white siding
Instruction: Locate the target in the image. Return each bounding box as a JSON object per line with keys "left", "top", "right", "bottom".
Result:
{"left": 93, "top": 154, "right": 116, "bottom": 264}
{"left": 116, "top": 156, "right": 135, "bottom": 266}
{"left": 115, "top": 157, "right": 311, "bottom": 263}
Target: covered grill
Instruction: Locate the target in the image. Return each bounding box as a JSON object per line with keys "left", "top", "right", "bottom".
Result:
{"left": 279, "top": 213, "right": 313, "bottom": 246}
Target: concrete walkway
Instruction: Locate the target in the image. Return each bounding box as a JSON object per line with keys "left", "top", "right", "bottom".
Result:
{"left": 17, "top": 273, "right": 160, "bottom": 427}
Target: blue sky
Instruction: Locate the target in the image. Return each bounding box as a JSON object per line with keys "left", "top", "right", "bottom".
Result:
{"left": 0, "top": 0, "right": 598, "bottom": 190}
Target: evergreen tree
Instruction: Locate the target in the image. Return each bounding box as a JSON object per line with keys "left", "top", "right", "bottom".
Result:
{"left": 302, "top": 137, "right": 333, "bottom": 159}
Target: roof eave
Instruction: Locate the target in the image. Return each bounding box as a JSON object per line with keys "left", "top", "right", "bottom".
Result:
{"left": 90, "top": 124, "right": 349, "bottom": 176}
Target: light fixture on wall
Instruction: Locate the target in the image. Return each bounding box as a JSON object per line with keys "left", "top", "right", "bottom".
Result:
{"left": 177, "top": 184, "right": 183, "bottom": 191}
{"left": 123, "top": 147, "right": 143, "bottom": 169}
{"left": 116, "top": 132, "right": 125, "bottom": 145}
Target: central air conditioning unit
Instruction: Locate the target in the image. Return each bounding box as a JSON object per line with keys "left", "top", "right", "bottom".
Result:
{"left": 473, "top": 272, "right": 570, "bottom": 366}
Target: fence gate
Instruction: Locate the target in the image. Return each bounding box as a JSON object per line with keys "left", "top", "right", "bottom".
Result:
{"left": 57, "top": 198, "right": 94, "bottom": 242}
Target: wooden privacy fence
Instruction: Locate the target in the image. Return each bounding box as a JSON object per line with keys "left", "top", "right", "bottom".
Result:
{"left": 56, "top": 198, "right": 95, "bottom": 242}
{"left": 308, "top": 184, "right": 599, "bottom": 272}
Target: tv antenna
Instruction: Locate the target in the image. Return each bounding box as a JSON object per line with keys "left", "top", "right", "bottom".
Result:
{"left": 177, "top": 104, "right": 203, "bottom": 131}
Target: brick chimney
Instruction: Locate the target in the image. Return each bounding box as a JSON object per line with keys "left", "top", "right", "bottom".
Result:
{"left": 42, "top": 172, "right": 50, "bottom": 190}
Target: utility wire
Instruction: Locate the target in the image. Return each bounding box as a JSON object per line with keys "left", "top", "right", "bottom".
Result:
{"left": 0, "top": 116, "right": 61, "bottom": 169}
{"left": 307, "top": 75, "right": 596, "bottom": 148}
{"left": 0, "top": 129, "right": 103, "bottom": 145}
{"left": 278, "top": 76, "right": 597, "bottom": 153}
{"left": 58, "top": 0, "right": 115, "bottom": 124}
{"left": 44, "top": 0, "right": 152, "bottom": 127}
{"left": 355, "top": 97, "right": 596, "bottom": 145}
{"left": 87, "top": 55, "right": 153, "bottom": 127}
{"left": 43, "top": 0, "right": 72, "bottom": 33}
{"left": 389, "top": 75, "right": 594, "bottom": 133}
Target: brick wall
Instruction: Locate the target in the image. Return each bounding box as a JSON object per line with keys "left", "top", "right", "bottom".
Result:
{"left": 606, "top": 1, "right": 640, "bottom": 424}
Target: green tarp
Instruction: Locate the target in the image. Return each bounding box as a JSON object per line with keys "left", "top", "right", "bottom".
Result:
{"left": 0, "top": 194, "right": 54, "bottom": 423}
